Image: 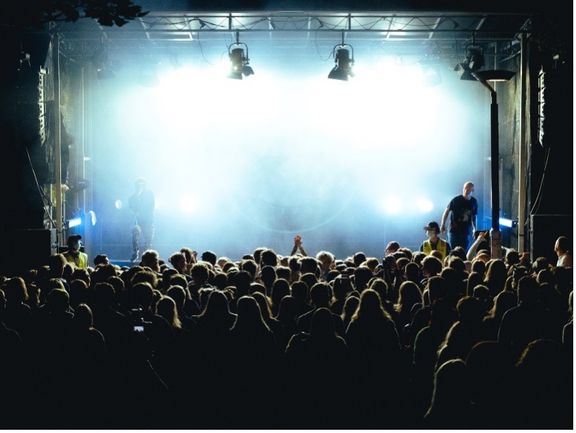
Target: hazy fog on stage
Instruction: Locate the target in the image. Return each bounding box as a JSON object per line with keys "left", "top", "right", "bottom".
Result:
{"left": 85, "top": 41, "right": 493, "bottom": 261}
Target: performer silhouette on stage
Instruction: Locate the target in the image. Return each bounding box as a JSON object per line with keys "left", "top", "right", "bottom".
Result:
{"left": 129, "top": 178, "right": 155, "bottom": 261}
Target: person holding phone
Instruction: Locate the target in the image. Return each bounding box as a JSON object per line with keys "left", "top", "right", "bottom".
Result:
{"left": 420, "top": 221, "right": 451, "bottom": 260}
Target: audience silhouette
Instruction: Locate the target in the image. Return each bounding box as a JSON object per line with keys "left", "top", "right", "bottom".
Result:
{"left": 0, "top": 236, "right": 571, "bottom": 428}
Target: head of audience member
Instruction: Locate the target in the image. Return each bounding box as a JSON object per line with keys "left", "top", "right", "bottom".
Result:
{"left": 425, "top": 276, "right": 447, "bottom": 305}
{"left": 449, "top": 246, "right": 467, "bottom": 262}
{"left": 532, "top": 257, "right": 550, "bottom": 275}
{"left": 169, "top": 252, "right": 188, "bottom": 274}
{"left": 201, "top": 290, "right": 231, "bottom": 319}
{"left": 240, "top": 259, "right": 258, "bottom": 280}
{"left": 504, "top": 249, "right": 520, "bottom": 268}
{"left": 554, "top": 236, "right": 571, "bottom": 257}
{"left": 230, "top": 270, "right": 252, "bottom": 297}
{"left": 384, "top": 241, "right": 400, "bottom": 256}
{"left": 276, "top": 295, "right": 297, "bottom": 322}
{"left": 199, "top": 251, "right": 217, "bottom": 267}
{"left": 211, "top": 272, "right": 228, "bottom": 291}
{"left": 166, "top": 285, "right": 186, "bottom": 310}
{"left": 94, "top": 282, "right": 116, "bottom": 308}
{"left": 316, "top": 251, "right": 335, "bottom": 274}
{"left": 46, "top": 288, "right": 71, "bottom": 315}
{"left": 341, "top": 294, "right": 359, "bottom": 324}
{"left": 156, "top": 296, "right": 181, "bottom": 329}
{"left": 191, "top": 262, "right": 211, "bottom": 286}
{"left": 48, "top": 254, "right": 67, "bottom": 279}
{"left": 310, "top": 307, "right": 336, "bottom": 339}
{"left": 368, "top": 278, "right": 389, "bottom": 304}
{"left": 233, "top": 296, "right": 270, "bottom": 333}
{"left": 353, "top": 251, "right": 367, "bottom": 268}
{"left": 252, "top": 291, "right": 272, "bottom": 322}
{"left": 298, "top": 257, "right": 318, "bottom": 276}
{"left": 300, "top": 272, "right": 318, "bottom": 291}
{"left": 275, "top": 266, "right": 291, "bottom": 282}
{"left": 271, "top": 278, "right": 290, "bottom": 314}
{"left": 74, "top": 303, "right": 95, "bottom": 331}
{"left": 403, "top": 262, "right": 421, "bottom": 285}
{"left": 130, "top": 282, "right": 155, "bottom": 312}
{"left": 140, "top": 250, "right": 161, "bottom": 273}
{"left": 396, "top": 281, "right": 422, "bottom": 315}
{"left": 69, "top": 279, "right": 90, "bottom": 308}
{"left": 94, "top": 254, "right": 110, "bottom": 267}
{"left": 260, "top": 265, "right": 277, "bottom": 289}
{"left": 291, "top": 281, "right": 309, "bottom": 306}
{"left": 352, "top": 289, "right": 390, "bottom": 322}
{"left": 487, "top": 290, "right": 516, "bottom": 321}
{"left": 421, "top": 256, "right": 443, "bottom": 279}
{"left": 472, "top": 284, "right": 492, "bottom": 312}
{"left": 517, "top": 276, "right": 539, "bottom": 306}
{"left": 260, "top": 249, "right": 278, "bottom": 267}
{"left": 4, "top": 277, "right": 29, "bottom": 305}
{"left": 309, "top": 282, "right": 332, "bottom": 309}
{"left": 353, "top": 266, "right": 373, "bottom": 292}
{"left": 456, "top": 296, "right": 484, "bottom": 326}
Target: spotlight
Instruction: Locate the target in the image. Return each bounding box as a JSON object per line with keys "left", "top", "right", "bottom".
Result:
{"left": 179, "top": 195, "right": 197, "bottom": 213}
{"left": 380, "top": 197, "right": 403, "bottom": 215}
{"left": 499, "top": 217, "right": 517, "bottom": 228}
{"left": 328, "top": 46, "right": 354, "bottom": 81}
{"left": 114, "top": 200, "right": 123, "bottom": 209}
{"left": 68, "top": 217, "right": 82, "bottom": 229}
{"left": 455, "top": 43, "right": 515, "bottom": 82}
{"left": 465, "top": 46, "right": 485, "bottom": 71}
{"left": 415, "top": 198, "right": 434, "bottom": 213}
{"left": 328, "top": 32, "right": 354, "bottom": 81}
{"left": 228, "top": 32, "right": 254, "bottom": 80}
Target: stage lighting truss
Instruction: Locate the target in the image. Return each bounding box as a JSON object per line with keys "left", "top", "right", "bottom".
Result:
{"left": 227, "top": 31, "right": 254, "bottom": 79}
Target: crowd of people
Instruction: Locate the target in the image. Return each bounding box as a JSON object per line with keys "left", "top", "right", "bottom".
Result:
{"left": 0, "top": 233, "right": 572, "bottom": 428}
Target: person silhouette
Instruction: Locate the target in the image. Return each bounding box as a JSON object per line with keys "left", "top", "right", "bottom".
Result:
{"left": 129, "top": 178, "right": 155, "bottom": 262}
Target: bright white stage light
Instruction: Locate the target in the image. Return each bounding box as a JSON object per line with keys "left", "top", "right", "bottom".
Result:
{"left": 499, "top": 217, "right": 514, "bottom": 228}
{"left": 380, "top": 197, "right": 403, "bottom": 214}
{"left": 178, "top": 195, "right": 197, "bottom": 214}
{"left": 88, "top": 210, "right": 97, "bottom": 226}
{"left": 114, "top": 200, "right": 123, "bottom": 210}
{"left": 415, "top": 197, "right": 434, "bottom": 213}
{"left": 68, "top": 217, "right": 82, "bottom": 228}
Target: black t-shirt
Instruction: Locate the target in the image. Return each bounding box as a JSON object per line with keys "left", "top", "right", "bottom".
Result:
{"left": 448, "top": 195, "right": 477, "bottom": 234}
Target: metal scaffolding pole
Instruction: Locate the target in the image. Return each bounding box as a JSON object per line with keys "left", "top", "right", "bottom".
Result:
{"left": 518, "top": 33, "right": 528, "bottom": 252}
{"left": 53, "top": 32, "right": 63, "bottom": 247}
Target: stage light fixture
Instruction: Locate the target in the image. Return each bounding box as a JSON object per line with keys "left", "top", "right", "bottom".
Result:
{"left": 68, "top": 217, "right": 82, "bottom": 228}
{"left": 475, "top": 70, "right": 516, "bottom": 82}
{"left": 455, "top": 43, "right": 515, "bottom": 82}
{"left": 328, "top": 33, "right": 354, "bottom": 81}
{"left": 228, "top": 32, "right": 254, "bottom": 80}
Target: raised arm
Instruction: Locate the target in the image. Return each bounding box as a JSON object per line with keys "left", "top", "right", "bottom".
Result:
{"left": 291, "top": 235, "right": 308, "bottom": 256}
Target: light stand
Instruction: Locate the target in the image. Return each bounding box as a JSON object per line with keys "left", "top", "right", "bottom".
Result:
{"left": 459, "top": 61, "right": 515, "bottom": 259}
